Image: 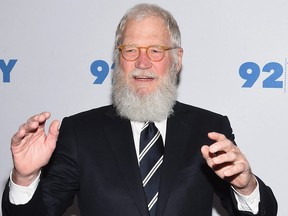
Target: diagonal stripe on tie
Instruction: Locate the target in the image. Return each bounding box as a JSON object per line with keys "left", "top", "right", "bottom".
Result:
{"left": 139, "top": 131, "right": 161, "bottom": 161}
{"left": 139, "top": 122, "right": 164, "bottom": 216}
{"left": 142, "top": 156, "right": 163, "bottom": 187}
{"left": 148, "top": 192, "right": 159, "bottom": 210}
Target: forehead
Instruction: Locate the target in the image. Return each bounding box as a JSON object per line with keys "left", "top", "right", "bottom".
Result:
{"left": 122, "top": 16, "right": 170, "bottom": 45}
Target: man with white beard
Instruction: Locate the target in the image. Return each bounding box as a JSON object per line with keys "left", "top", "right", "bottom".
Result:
{"left": 2, "top": 3, "right": 277, "bottom": 216}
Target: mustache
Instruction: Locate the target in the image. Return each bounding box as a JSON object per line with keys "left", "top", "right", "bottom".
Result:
{"left": 130, "top": 69, "right": 158, "bottom": 79}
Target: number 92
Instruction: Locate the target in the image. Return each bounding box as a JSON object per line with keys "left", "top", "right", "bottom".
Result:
{"left": 239, "top": 62, "right": 283, "bottom": 88}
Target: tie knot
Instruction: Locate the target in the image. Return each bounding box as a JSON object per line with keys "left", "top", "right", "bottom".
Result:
{"left": 142, "top": 121, "right": 155, "bottom": 129}
{"left": 142, "top": 122, "right": 157, "bottom": 135}
{"left": 140, "top": 122, "right": 160, "bottom": 151}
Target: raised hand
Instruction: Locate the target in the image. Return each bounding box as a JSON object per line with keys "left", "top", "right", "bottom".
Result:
{"left": 11, "top": 112, "right": 60, "bottom": 186}
{"left": 201, "top": 132, "right": 257, "bottom": 195}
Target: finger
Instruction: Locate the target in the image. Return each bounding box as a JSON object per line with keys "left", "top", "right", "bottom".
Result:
{"left": 208, "top": 133, "right": 236, "bottom": 154}
{"left": 46, "top": 120, "right": 60, "bottom": 145}
{"left": 28, "top": 112, "right": 51, "bottom": 126}
{"left": 24, "top": 112, "right": 51, "bottom": 133}
{"left": 201, "top": 145, "right": 210, "bottom": 160}
{"left": 208, "top": 132, "right": 227, "bottom": 142}
{"left": 12, "top": 122, "right": 38, "bottom": 145}
{"left": 19, "top": 112, "right": 50, "bottom": 133}
{"left": 207, "top": 132, "right": 227, "bottom": 153}
{"left": 212, "top": 151, "right": 238, "bottom": 165}
{"left": 223, "top": 162, "right": 247, "bottom": 177}
{"left": 201, "top": 145, "right": 216, "bottom": 168}
{"left": 12, "top": 112, "right": 51, "bottom": 145}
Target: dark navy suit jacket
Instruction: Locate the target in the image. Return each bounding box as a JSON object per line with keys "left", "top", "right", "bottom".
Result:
{"left": 2, "top": 102, "right": 277, "bottom": 216}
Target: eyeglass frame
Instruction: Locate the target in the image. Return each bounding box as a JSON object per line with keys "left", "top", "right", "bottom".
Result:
{"left": 117, "top": 44, "right": 179, "bottom": 62}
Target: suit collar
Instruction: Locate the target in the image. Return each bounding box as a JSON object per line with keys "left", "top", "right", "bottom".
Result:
{"left": 156, "top": 102, "right": 195, "bottom": 216}
{"left": 103, "top": 111, "right": 150, "bottom": 216}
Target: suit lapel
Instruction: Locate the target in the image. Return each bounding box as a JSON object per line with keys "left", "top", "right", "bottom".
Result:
{"left": 156, "top": 102, "right": 195, "bottom": 216}
{"left": 103, "top": 108, "right": 149, "bottom": 216}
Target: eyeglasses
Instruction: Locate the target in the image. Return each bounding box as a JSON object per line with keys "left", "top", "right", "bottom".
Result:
{"left": 118, "top": 45, "right": 178, "bottom": 62}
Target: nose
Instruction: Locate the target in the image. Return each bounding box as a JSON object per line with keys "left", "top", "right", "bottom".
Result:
{"left": 135, "top": 49, "right": 152, "bottom": 70}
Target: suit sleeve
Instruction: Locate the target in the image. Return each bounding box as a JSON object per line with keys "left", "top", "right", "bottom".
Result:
{"left": 2, "top": 117, "right": 79, "bottom": 216}
{"left": 2, "top": 180, "right": 47, "bottom": 216}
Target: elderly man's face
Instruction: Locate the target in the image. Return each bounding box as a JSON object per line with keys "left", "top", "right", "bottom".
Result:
{"left": 119, "top": 16, "right": 182, "bottom": 96}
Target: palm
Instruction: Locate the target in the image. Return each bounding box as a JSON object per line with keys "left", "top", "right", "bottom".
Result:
{"left": 12, "top": 127, "right": 54, "bottom": 176}
{"left": 11, "top": 112, "right": 59, "bottom": 181}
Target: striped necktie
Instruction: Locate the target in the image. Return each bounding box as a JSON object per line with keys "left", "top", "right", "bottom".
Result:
{"left": 139, "top": 122, "right": 164, "bottom": 216}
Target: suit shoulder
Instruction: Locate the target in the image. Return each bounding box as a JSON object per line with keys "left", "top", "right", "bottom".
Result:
{"left": 63, "top": 104, "right": 115, "bottom": 122}
{"left": 174, "top": 101, "right": 234, "bottom": 140}
{"left": 175, "top": 101, "right": 225, "bottom": 119}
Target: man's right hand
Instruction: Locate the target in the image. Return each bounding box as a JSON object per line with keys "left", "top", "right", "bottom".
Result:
{"left": 11, "top": 112, "right": 60, "bottom": 186}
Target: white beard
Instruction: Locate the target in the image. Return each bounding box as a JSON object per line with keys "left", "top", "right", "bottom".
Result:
{"left": 112, "top": 66, "right": 178, "bottom": 122}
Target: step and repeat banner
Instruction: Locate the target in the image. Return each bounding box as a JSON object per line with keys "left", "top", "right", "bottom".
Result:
{"left": 1, "top": 1, "right": 287, "bottom": 215}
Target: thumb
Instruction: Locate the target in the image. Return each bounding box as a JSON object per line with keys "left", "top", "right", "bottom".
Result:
{"left": 46, "top": 120, "right": 60, "bottom": 150}
{"left": 49, "top": 120, "right": 60, "bottom": 136}
{"left": 208, "top": 132, "right": 227, "bottom": 142}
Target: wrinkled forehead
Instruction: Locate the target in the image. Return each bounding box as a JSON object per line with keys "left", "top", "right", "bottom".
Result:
{"left": 122, "top": 16, "right": 171, "bottom": 45}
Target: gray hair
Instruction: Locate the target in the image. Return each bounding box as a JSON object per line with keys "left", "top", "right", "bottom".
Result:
{"left": 113, "top": 3, "right": 182, "bottom": 67}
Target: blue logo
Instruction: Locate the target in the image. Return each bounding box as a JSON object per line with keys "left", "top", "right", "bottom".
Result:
{"left": 239, "top": 60, "right": 287, "bottom": 93}
{"left": 1, "top": 59, "right": 115, "bottom": 84}
{"left": 90, "top": 60, "right": 114, "bottom": 84}
{"left": 0, "top": 59, "right": 17, "bottom": 83}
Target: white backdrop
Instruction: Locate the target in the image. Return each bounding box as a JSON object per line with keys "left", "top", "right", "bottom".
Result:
{"left": 1, "top": 1, "right": 287, "bottom": 215}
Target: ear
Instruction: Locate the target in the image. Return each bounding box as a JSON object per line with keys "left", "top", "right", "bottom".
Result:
{"left": 175, "top": 48, "right": 183, "bottom": 73}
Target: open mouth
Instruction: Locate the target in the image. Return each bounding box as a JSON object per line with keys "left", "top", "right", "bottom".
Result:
{"left": 133, "top": 75, "right": 155, "bottom": 80}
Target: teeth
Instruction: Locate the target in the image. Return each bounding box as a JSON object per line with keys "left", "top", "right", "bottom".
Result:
{"left": 135, "top": 76, "right": 153, "bottom": 79}
{"left": 131, "top": 70, "right": 156, "bottom": 79}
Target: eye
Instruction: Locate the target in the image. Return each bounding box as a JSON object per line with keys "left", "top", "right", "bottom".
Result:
{"left": 149, "top": 46, "right": 164, "bottom": 54}
{"left": 124, "top": 46, "right": 138, "bottom": 53}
